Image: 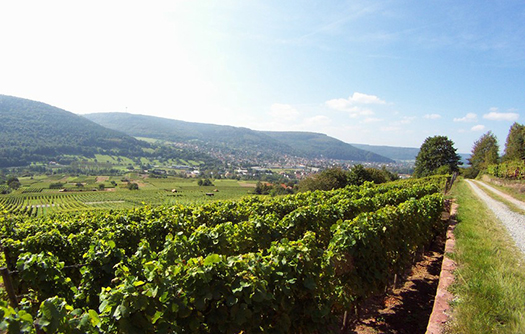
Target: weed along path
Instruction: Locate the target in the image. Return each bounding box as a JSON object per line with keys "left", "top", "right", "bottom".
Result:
{"left": 466, "top": 179, "right": 525, "bottom": 254}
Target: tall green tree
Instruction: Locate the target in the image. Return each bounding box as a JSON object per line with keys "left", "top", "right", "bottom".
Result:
{"left": 6, "top": 176, "right": 21, "bottom": 190}
{"left": 502, "top": 122, "right": 525, "bottom": 161}
{"left": 298, "top": 165, "right": 397, "bottom": 192}
{"left": 414, "top": 136, "right": 462, "bottom": 177}
{"left": 298, "top": 167, "right": 349, "bottom": 191}
{"left": 347, "top": 164, "right": 373, "bottom": 186}
{"left": 468, "top": 131, "right": 499, "bottom": 175}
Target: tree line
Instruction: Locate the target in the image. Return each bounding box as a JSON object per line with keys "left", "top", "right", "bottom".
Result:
{"left": 464, "top": 122, "right": 525, "bottom": 178}
{"left": 254, "top": 165, "right": 399, "bottom": 195}
{"left": 406, "top": 121, "right": 525, "bottom": 180}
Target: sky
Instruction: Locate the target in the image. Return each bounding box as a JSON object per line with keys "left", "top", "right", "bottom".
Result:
{"left": 1, "top": 1, "right": 524, "bottom": 153}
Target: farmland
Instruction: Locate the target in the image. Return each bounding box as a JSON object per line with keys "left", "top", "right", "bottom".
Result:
{"left": 0, "top": 175, "right": 257, "bottom": 216}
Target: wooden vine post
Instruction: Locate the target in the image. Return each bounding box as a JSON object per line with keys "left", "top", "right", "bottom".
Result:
{"left": 0, "top": 267, "right": 18, "bottom": 308}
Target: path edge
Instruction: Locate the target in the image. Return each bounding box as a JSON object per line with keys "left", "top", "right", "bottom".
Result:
{"left": 425, "top": 201, "right": 458, "bottom": 334}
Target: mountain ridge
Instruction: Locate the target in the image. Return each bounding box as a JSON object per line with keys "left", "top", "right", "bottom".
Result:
{"left": 0, "top": 95, "right": 215, "bottom": 167}
{"left": 0, "top": 95, "right": 150, "bottom": 167}
{"left": 83, "top": 112, "right": 394, "bottom": 163}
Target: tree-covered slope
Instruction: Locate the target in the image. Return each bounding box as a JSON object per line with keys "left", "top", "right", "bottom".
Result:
{"left": 263, "top": 132, "right": 394, "bottom": 163}
{"left": 350, "top": 143, "right": 420, "bottom": 161}
{"left": 0, "top": 95, "right": 149, "bottom": 167}
{"left": 83, "top": 113, "right": 295, "bottom": 159}
{"left": 85, "top": 113, "right": 393, "bottom": 163}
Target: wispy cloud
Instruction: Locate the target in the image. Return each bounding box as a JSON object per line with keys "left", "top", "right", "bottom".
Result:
{"left": 453, "top": 113, "right": 478, "bottom": 122}
{"left": 399, "top": 116, "right": 416, "bottom": 124}
{"left": 295, "top": 3, "right": 384, "bottom": 43}
{"left": 361, "top": 117, "right": 382, "bottom": 123}
{"left": 424, "top": 113, "right": 441, "bottom": 119}
{"left": 380, "top": 126, "right": 401, "bottom": 132}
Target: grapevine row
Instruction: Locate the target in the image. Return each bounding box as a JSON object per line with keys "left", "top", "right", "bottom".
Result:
{"left": 0, "top": 176, "right": 448, "bottom": 333}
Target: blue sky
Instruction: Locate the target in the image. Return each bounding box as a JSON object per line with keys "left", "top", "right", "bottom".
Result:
{"left": 1, "top": 1, "right": 524, "bottom": 153}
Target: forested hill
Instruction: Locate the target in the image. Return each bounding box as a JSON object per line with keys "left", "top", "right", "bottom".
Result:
{"left": 262, "top": 132, "right": 393, "bottom": 163}
{"left": 350, "top": 143, "right": 420, "bottom": 162}
{"left": 84, "top": 112, "right": 393, "bottom": 163}
{"left": 0, "top": 95, "right": 149, "bottom": 167}
{"left": 83, "top": 113, "right": 295, "bottom": 159}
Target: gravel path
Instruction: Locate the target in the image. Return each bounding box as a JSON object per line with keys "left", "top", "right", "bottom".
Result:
{"left": 473, "top": 180, "right": 525, "bottom": 211}
{"left": 465, "top": 179, "right": 525, "bottom": 255}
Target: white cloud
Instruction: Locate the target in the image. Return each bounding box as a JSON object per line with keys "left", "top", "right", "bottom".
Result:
{"left": 346, "top": 92, "right": 386, "bottom": 105}
{"left": 325, "top": 92, "right": 386, "bottom": 115}
{"left": 269, "top": 103, "right": 300, "bottom": 121}
{"left": 424, "top": 114, "right": 441, "bottom": 119}
{"left": 471, "top": 124, "right": 486, "bottom": 131}
{"left": 325, "top": 99, "right": 376, "bottom": 118}
{"left": 325, "top": 98, "right": 353, "bottom": 111}
{"left": 453, "top": 113, "right": 478, "bottom": 122}
{"left": 489, "top": 107, "right": 499, "bottom": 112}
{"left": 483, "top": 111, "right": 519, "bottom": 121}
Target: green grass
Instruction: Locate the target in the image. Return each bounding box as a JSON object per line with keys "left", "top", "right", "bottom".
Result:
{"left": 135, "top": 136, "right": 163, "bottom": 144}
{"left": 447, "top": 180, "right": 525, "bottom": 333}
{"left": 92, "top": 154, "right": 135, "bottom": 165}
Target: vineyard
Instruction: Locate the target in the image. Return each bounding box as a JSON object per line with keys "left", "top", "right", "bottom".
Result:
{"left": 0, "top": 192, "right": 134, "bottom": 217}
{"left": 486, "top": 160, "right": 525, "bottom": 179}
{"left": 0, "top": 176, "right": 448, "bottom": 333}
{"left": 0, "top": 179, "right": 256, "bottom": 217}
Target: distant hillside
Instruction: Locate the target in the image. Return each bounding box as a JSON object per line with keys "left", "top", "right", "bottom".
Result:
{"left": 263, "top": 132, "right": 393, "bottom": 163}
{"left": 84, "top": 113, "right": 393, "bottom": 163}
{"left": 0, "top": 95, "right": 153, "bottom": 167}
{"left": 0, "top": 95, "right": 216, "bottom": 168}
{"left": 458, "top": 153, "right": 471, "bottom": 165}
{"left": 83, "top": 113, "right": 295, "bottom": 159}
{"left": 351, "top": 143, "right": 470, "bottom": 164}
{"left": 350, "top": 144, "right": 420, "bottom": 161}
